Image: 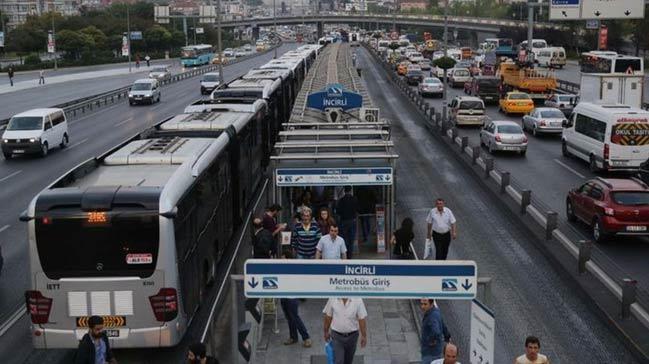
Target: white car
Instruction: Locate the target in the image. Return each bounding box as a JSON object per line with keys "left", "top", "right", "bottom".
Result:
{"left": 522, "top": 107, "right": 566, "bottom": 136}
{"left": 480, "top": 120, "right": 528, "bottom": 155}
{"left": 1, "top": 108, "right": 69, "bottom": 159}
{"left": 418, "top": 77, "right": 444, "bottom": 98}
{"left": 200, "top": 72, "right": 221, "bottom": 95}
{"left": 448, "top": 68, "right": 471, "bottom": 88}
{"left": 148, "top": 66, "right": 171, "bottom": 81}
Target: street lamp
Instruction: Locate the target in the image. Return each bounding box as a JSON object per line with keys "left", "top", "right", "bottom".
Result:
{"left": 442, "top": 0, "right": 449, "bottom": 120}
{"left": 51, "top": 13, "right": 57, "bottom": 70}
{"left": 126, "top": 4, "right": 132, "bottom": 73}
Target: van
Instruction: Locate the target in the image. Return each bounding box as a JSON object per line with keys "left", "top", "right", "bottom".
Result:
{"left": 536, "top": 47, "right": 566, "bottom": 68}
{"left": 449, "top": 68, "right": 471, "bottom": 88}
{"left": 449, "top": 96, "right": 487, "bottom": 126}
{"left": 562, "top": 103, "right": 649, "bottom": 172}
{"left": 1, "top": 108, "right": 69, "bottom": 159}
{"left": 128, "top": 78, "right": 161, "bottom": 105}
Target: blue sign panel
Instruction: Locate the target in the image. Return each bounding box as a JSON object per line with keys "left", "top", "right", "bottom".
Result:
{"left": 276, "top": 167, "right": 393, "bottom": 186}
{"left": 130, "top": 31, "right": 143, "bottom": 40}
{"left": 306, "top": 83, "right": 363, "bottom": 111}
{"left": 552, "top": 0, "right": 579, "bottom": 5}
{"left": 244, "top": 259, "right": 478, "bottom": 299}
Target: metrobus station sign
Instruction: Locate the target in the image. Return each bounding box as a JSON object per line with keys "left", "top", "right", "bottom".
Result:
{"left": 244, "top": 259, "right": 477, "bottom": 299}
{"left": 275, "top": 167, "right": 393, "bottom": 187}
{"left": 306, "top": 83, "right": 363, "bottom": 111}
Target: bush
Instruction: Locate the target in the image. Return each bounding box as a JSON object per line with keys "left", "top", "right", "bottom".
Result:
{"left": 23, "top": 54, "right": 42, "bottom": 65}
{"left": 434, "top": 56, "right": 456, "bottom": 70}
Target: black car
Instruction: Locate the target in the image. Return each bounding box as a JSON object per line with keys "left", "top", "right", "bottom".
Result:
{"left": 406, "top": 70, "right": 424, "bottom": 85}
{"left": 467, "top": 76, "right": 500, "bottom": 104}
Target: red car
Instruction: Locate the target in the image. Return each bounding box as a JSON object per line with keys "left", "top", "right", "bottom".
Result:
{"left": 566, "top": 177, "right": 649, "bottom": 243}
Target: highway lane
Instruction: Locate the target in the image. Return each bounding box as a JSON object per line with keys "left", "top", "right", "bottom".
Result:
{"left": 360, "top": 47, "right": 640, "bottom": 363}
{"left": 0, "top": 43, "right": 297, "bottom": 364}
{"left": 397, "top": 70, "right": 649, "bottom": 299}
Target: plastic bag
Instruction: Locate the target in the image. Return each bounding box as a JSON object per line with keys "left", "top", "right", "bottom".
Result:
{"left": 423, "top": 238, "right": 433, "bottom": 260}
{"left": 325, "top": 340, "right": 335, "bottom": 364}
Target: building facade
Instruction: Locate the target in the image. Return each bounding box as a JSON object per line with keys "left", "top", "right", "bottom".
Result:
{"left": 0, "top": 0, "right": 80, "bottom": 27}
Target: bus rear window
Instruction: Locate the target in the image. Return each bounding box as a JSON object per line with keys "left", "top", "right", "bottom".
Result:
{"left": 35, "top": 211, "right": 159, "bottom": 279}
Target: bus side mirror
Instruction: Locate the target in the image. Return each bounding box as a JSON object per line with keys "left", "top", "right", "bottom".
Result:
{"left": 160, "top": 207, "right": 178, "bottom": 219}
{"left": 19, "top": 211, "right": 33, "bottom": 222}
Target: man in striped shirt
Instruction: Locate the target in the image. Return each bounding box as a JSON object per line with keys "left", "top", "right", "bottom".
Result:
{"left": 292, "top": 207, "right": 322, "bottom": 259}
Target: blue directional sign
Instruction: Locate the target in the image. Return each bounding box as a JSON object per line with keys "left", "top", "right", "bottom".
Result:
{"left": 244, "top": 259, "right": 477, "bottom": 299}
{"left": 276, "top": 167, "right": 393, "bottom": 186}
{"left": 130, "top": 31, "right": 143, "bottom": 40}
{"left": 306, "top": 83, "right": 363, "bottom": 111}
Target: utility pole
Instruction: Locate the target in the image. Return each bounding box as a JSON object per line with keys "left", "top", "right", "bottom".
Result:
{"left": 51, "top": 12, "right": 57, "bottom": 70}
{"left": 215, "top": 0, "right": 224, "bottom": 84}
{"left": 127, "top": 4, "right": 132, "bottom": 73}
{"left": 527, "top": 0, "right": 533, "bottom": 57}
{"left": 273, "top": 0, "right": 277, "bottom": 58}
{"left": 192, "top": 18, "right": 197, "bottom": 45}
{"left": 442, "top": 0, "right": 449, "bottom": 120}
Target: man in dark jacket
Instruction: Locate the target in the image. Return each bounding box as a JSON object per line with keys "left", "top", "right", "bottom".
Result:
{"left": 252, "top": 217, "right": 277, "bottom": 258}
{"left": 187, "top": 342, "right": 219, "bottom": 364}
{"left": 74, "top": 315, "right": 116, "bottom": 364}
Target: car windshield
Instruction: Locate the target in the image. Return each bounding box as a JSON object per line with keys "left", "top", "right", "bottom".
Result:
{"left": 540, "top": 110, "right": 565, "bottom": 118}
{"left": 509, "top": 93, "right": 530, "bottom": 100}
{"left": 497, "top": 125, "right": 522, "bottom": 134}
{"left": 424, "top": 78, "right": 441, "bottom": 84}
{"left": 132, "top": 83, "right": 152, "bottom": 91}
{"left": 478, "top": 79, "right": 499, "bottom": 87}
{"left": 7, "top": 116, "right": 43, "bottom": 130}
{"left": 612, "top": 192, "right": 649, "bottom": 206}
{"left": 558, "top": 95, "right": 575, "bottom": 102}
{"left": 459, "top": 101, "right": 484, "bottom": 110}
{"left": 203, "top": 75, "right": 219, "bottom": 82}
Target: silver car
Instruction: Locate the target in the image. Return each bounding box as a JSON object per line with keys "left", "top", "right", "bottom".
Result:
{"left": 544, "top": 93, "right": 577, "bottom": 116}
{"left": 522, "top": 107, "right": 566, "bottom": 136}
{"left": 480, "top": 120, "right": 528, "bottom": 155}
{"left": 418, "top": 77, "right": 444, "bottom": 98}
{"left": 419, "top": 59, "right": 432, "bottom": 71}
{"left": 148, "top": 66, "right": 171, "bottom": 81}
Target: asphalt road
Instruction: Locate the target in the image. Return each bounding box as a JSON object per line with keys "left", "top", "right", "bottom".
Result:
{"left": 360, "top": 48, "right": 640, "bottom": 363}
{"left": 396, "top": 66, "right": 649, "bottom": 305}
{"left": 0, "top": 43, "right": 297, "bottom": 364}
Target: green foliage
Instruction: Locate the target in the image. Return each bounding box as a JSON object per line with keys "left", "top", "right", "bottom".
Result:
{"left": 144, "top": 25, "right": 172, "bottom": 50}
{"left": 23, "top": 54, "right": 42, "bottom": 65}
{"left": 433, "top": 56, "right": 456, "bottom": 70}
{"left": 56, "top": 29, "right": 95, "bottom": 59}
{"left": 388, "top": 42, "right": 400, "bottom": 50}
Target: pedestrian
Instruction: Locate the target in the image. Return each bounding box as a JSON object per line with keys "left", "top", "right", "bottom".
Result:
{"left": 73, "top": 315, "right": 117, "bottom": 364}
{"left": 317, "top": 207, "right": 336, "bottom": 235}
{"left": 187, "top": 342, "right": 219, "bottom": 364}
{"left": 419, "top": 299, "right": 449, "bottom": 363}
{"left": 8, "top": 67, "right": 14, "bottom": 87}
{"left": 251, "top": 217, "right": 276, "bottom": 258}
{"left": 145, "top": 54, "right": 151, "bottom": 67}
{"left": 280, "top": 296, "right": 312, "bottom": 347}
{"left": 295, "top": 189, "right": 313, "bottom": 219}
{"left": 514, "top": 336, "right": 549, "bottom": 364}
{"left": 425, "top": 198, "right": 457, "bottom": 260}
{"left": 431, "top": 343, "right": 460, "bottom": 364}
{"left": 38, "top": 69, "right": 45, "bottom": 85}
{"left": 323, "top": 298, "right": 368, "bottom": 364}
{"left": 262, "top": 204, "right": 287, "bottom": 238}
{"left": 291, "top": 207, "right": 322, "bottom": 259}
{"left": 356, "top": 187, "right": 376, "bottom": 244}
{"left": 335, "top": 186, "right": 359, "bottom": 259}
{"left": 316, "top": 224, "right": 347, "bottom": 260}
{"left": 135, "top": 54, "right": 140, "bottom": 69}
{"left": 391, "top": 217, "right": 414, "bottom": 259}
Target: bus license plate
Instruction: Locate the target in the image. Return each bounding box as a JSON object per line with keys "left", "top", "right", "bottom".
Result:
{"left": 627, "top": 226, "right": 647, "bottom": 232}
{"left": 105, "top": 330, "right": 120, "bottom": 338}
{"left": 13, "top": 150, "right": 24, "bottom": 153}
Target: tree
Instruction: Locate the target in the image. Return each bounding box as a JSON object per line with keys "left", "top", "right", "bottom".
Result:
{"left": 80, "top": 26, "right": 107, "bottom": 49}
{"left": 56, "top": 29, "right": 95, "bottom": 59}
{"left": 144, "top": 25, "right": 172, "bottom": 50}
{"left": 433, "top": 56, "right": 456, "bottom": 70}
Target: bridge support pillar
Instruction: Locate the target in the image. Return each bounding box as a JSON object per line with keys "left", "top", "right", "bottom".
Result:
{"left": 317, "top": 21, "right": 324, "bottom": 39}
{"left": 252, "top": 26, "right": 260, "bottom": 41}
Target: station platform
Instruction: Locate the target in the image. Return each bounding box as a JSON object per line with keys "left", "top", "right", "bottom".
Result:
{"left": 253, "top": 246, "right": 422, "bottom": 364}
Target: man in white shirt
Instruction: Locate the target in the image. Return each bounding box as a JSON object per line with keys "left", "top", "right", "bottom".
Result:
{"left": 425, "top": 198, "right": 457, "bottom": 260}
{"left": 431, "top": 343, "right": 460, "bottom": 364}
{"left": 316, "top": 224, "right": 347, "bottom": 260}
{"left": 323, "top": 298, "right": 368, "bottom": 364}
{"left": 514, "top": 336, "right": 550, "bottom": 364}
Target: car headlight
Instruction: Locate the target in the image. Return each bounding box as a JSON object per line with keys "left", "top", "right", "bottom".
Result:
{"left": 29, "top": 137, "right": 39, "bottom": 143}
{"left": 145, "top": 94, "right": 151, "bottom": 97}
{"left": 128, "top": 93, "right": 133, "bottom": 98}
{"left": 3, "top": 139, "right": 8, "bottom": 143}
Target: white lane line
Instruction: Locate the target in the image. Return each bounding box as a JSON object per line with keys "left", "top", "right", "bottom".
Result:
{"left": 0, "top": 170, "right": 22, "bottom": 183}
{"left": 0, "top": 225, "right": 9, "bottom": 233}
{"left": 63, "top": 138, "right": 89, "bottom": 151}
{"left": 115, "top": 117, "right": 133, "bottom": 127}
{"left": 0, "top": 306, "right": 26, "bottom": 337}
{"left": 553, "top": 159, "right": 586, "bottom": 179}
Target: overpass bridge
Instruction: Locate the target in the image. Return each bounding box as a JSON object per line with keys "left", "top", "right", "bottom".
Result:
{"left": 221, "top": 13, "right": 563, "bottom": 38}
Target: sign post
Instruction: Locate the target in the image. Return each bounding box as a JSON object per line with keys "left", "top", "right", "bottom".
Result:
{"left": 244, "top": 259, "right": 477, "bottom": 299}
{"left": 470, "top": 299, "right": 495, "bottom": 364}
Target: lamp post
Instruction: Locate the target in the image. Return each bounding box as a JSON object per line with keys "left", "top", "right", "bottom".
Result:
{"left": 127, "top": 4, "right": 131, "bottom": 73}
{"left": 211, "top": 0, "right": 223, "bottom": 84}
{"left": 442, "top": 0, "right": 449, "bottom": 120}
{"left": 273, "top": 0, "right": 277, "bottom": 58}
{"left": 51, "top": 13, "right": 57, "bottom": 70}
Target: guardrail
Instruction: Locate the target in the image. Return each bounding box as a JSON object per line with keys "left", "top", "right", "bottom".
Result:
{"left": 0, "top": 42, "right": 282, "bottom": 129}
{"left": 365, "top": 43, "right": 649, "bottom": 359}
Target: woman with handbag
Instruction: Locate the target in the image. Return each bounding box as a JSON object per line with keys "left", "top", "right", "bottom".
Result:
{"left": 391, "top": 218, "right": 414, "bottom": 259}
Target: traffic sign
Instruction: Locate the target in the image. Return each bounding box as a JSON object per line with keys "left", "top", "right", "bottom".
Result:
{"left": 275, "top": 167, "right": 393, "bottom": 186}
{"left": 550, "top": 0, "right": 644, "bottom": 19}
{"left": 306, "top": 83, "right": 363, "bottom": 111}
{"left": 586, "top": 19, "right": 600, "bottom": 29}
{"left": 244, "top": 259, "right": 477, "bottom": 299}
{"left": 549, "top": 0, "right": 581, "bottom": 20}
{"left": 129, "top": 31, "right": 142, "bottom": 40}
{"left": 470, "top": 300, "right": 494, "bottom": 364}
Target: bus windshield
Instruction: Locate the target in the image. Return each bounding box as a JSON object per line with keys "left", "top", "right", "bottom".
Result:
{"left": 35, "top": 210, "right": 159, "bottom": 279}
{"left": 182, "top": 49, "right": 198, "bottom": 59}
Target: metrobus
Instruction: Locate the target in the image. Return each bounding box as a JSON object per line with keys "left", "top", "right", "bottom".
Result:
{"left": 580, "top": 52, "right": 644, "bottom": 75}
{"left": 23, "top": 108, "right": 265, "bottom": 349}
{"left": 181, "top": 44, "right": 214, "bottom": 67}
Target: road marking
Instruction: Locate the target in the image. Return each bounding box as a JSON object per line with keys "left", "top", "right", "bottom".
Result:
{"left": 0, "top": 225, "right": 9, "bottom": 233}
{"left": 0, "top": 170, "right": 21, "bottom": 183}
{"left": 0, "top": 305, "right": 26, "bottom": 337}
{"left": 63, "top": 138, "right": 88, "bottom": 151}
{"left": 116, "top": 117, "right": 133, "bottom": 127}
{"left": 553, "top": 159, "right": 586, "bottom": 179}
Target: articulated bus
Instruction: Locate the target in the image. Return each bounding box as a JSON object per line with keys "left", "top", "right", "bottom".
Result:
{"left": 181, "top": 44, "right": 214, "bottom": 67}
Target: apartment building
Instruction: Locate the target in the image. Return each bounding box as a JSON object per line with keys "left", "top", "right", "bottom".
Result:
{"left": 0, "top": 0, "right": 80, "bottom": 27}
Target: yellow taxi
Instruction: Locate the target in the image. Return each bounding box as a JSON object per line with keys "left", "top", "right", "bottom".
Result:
{"left": 397, "top": 61, "right": 411, "bottom": 76}
{"left": 499, "top": 91, "right": 534, "bottom": 115}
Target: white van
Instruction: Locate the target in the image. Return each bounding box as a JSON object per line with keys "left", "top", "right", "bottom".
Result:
{"left": 562, "top": 103, "right": 649, "bottom": 172}
{"left": 536, "top": 47, "right": 566, "bottom": 68}
{"left": 1, "top": 108, "right": 69, "bottom": 159}
{"left": 128, "top": 78, "right": 161, "bottom": 105}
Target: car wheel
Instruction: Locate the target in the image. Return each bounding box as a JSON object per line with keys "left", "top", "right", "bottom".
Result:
{"left": 129, "top": 101, "right": 134, "bottom": 106}
{"left": 40, "top": 142, "right": 48, "bottom": 157}
{"left": 520, "top": 149, "right": 526, "bottom": 156}
{"left": 592, "top": 217, "right": 608, "bottom": 243}
{"left": 3, "top": 152, "right": 12, "bottom": 160}
{"left": 561, "top": 141, "right": 570, "bottom": 157}
{"left": 566, "top": 199, "right": 577, "bottom": 222}
{"left": 589, "top": 155, "right": 599, "bottom": 172}
{"left": 59, "top": 133, "right": 69, "bottom": 149}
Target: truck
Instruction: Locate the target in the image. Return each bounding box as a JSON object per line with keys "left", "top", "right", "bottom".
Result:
{"left": 497, "top": 60, "right": 557, "bottom": 101}
{"left": 579, "top": 74, "right": 644, "bottom": 108}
